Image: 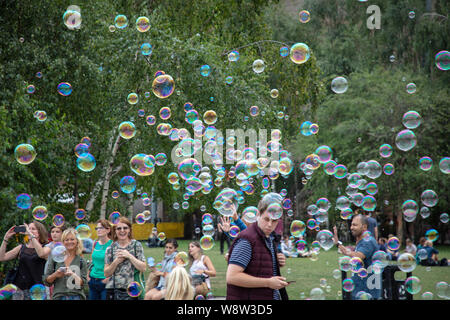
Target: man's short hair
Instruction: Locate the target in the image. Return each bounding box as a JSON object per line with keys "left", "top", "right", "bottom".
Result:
{"left": 354, "top": 214, "right": 369, "bottom": 228}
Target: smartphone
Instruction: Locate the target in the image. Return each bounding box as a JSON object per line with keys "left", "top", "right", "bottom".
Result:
{"left": 287, "top": 281, "right": 296, "bottom": 285}
{"left": 58, "top": 267, "right": 67, "bottom": 273}
{"left": 14, "top": 226, "right": 26, "bottom": 233}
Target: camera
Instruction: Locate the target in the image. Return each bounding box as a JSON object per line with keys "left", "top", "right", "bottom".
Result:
{"left": 14, "top": 226, "right": 26, "bottom": 233}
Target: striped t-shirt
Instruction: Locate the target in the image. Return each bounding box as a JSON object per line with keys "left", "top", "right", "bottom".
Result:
{"left": 229, "top": 235, "right": 281, "bottom": 300}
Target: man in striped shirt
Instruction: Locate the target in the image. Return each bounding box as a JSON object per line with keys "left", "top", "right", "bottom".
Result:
{"left": 226, "top": 196, "right": 289, "bottom": 300}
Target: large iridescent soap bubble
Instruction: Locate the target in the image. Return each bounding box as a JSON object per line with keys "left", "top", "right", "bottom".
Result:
{"left": 130, "top": 154, "right": 154, "bottom": 176}
{"left": 63, "top": 10, "right": 82, "bottom": 30}
{"left": 252, "top": 59, "right": 265, "bottom": 73}
{"left": 152, "top": 74, "right": 175, "bottom": 99}
{"left": 213, "top": 188, "right": 239, "bottom": 217}
{"left": 435, "top": 50, "right": 450, "bottom": 71}
{"left": 316, "top": 230, "right": 334, "bottom": 251}
{"left": 57, "top": 82, "right": 72, "bottom": 96}
{"left": 421, "top": 189, "right": 438, "bottom": 207}
{"left": 397, "top": 253, "right": 417, "bottom": 273}
{"left": 16, "top": 193, "right": 32, "bottom": 210}
{"left": 331, "top": 76, "right": 348, "bottom": 94}
{"left": 14, "top": 143, "right": 37, "bottom": 165}
{"left": 136, "top": 16, "right": 150, "bottom": 32}
{"left": 402, "top": 111, "right": 421, "bottom": 129}
{"left": 242, "top": 206, "right": 259, "bottom": 224}
{"left": 439, "top": 157, "right": 450, "bottom": 174}
{"left": 119, "top": 121, "right": 136, "bottom": 139}
{"left": 77, "top": 153, "right": 96, "bottom": 172}
{"left": 114, "top": 14, "right": 128, "bottom": 29}
{"left": 178, "top": 158, "right": 202, "bottom": 181}
{"left": 266, "top": 202, "right": 283, "bottom": 220}
{"left": 289, "top": 43, "right": 310, "bottom": 64}
{"left": 365, "top": 160, "right": 382, "bottom": 179}
{"left": 120, "top": 176, "right": 136, "bottom": 194}
{"left": 395, "top": 129, "right": 417, "bottom": 151}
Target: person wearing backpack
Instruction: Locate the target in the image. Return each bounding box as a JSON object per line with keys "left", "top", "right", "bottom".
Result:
{"left": 43, "top": 228, "right": 88, "bottom": 300}
{"left": 87, "top": 219, "right": 113, "bottom": 300}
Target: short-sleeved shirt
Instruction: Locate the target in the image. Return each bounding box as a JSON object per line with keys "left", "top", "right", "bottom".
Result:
{"left": 90, "top": 239, "right": 113, "bottom": 279}
{"left": 43, "top": 254, "right": 88, "bottom": 300}
{"left": 367, "top": 217, "right": 377, "bottom": 237}
{"left": 229, "top": 236, "right": 281, "bottom": 300}
{"left": 351, "top": 237, "right": 381, "bottom": 300}
{"left": 105, "top": 240, "right": 145, "bottom": 290}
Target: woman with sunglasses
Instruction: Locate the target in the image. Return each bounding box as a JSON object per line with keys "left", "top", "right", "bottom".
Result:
{"left": 104, "top": 217, "right": 146, "bottom": 300}
{"left": 87, "top": 219, "right": 113, "bottom": 300}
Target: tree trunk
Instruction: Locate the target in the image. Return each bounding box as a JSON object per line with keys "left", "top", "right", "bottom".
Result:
{"left": 127, "top": 192, "right": 134, "bottom": 222}
{"left": 85, "top": 130, "right": 121, "bottom": 219}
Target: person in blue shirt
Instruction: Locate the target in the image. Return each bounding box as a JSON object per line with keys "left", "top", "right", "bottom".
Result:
{"left": 419, "top": 240, "right": 448, "bottom": 266}
{"left": 218, "top": 212, "right": 248, "bottom": 240}
{"left": 333, "top": 214, "right": 381, "bottom": 300}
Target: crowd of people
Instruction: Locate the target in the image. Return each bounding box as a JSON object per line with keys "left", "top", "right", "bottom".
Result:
{"left": 0, "top": 217, "right": 217, "bottom": 300}
{"left": 1, "top": 193, "right": 447, "bottom": 300}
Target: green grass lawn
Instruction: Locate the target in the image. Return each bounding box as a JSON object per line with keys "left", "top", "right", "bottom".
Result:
{"left": 142, "top": 240, "right": 450, "bottom": 300}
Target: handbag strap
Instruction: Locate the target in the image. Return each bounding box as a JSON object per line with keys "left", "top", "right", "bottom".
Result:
{"left": 13, "top": 244, "right": 24, "bottom": 267}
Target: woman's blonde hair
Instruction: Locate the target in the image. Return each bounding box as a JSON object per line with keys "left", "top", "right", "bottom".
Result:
{"left": 165, "top": 266, "right": 194, "bottom": 300}
{"left": 61, "top": 228, "right": 84, "bottom": 255}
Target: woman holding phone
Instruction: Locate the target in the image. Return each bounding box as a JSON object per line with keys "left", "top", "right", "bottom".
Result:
{"left": 43, "top": 228, "right": 88, "bottom": 300}
{"left": 0, "top": 221, "right": 49, "bottom": 299}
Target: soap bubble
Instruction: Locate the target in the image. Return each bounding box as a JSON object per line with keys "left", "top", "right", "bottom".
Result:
{"left": 152, "top": 74, "right": 175, "bottom": 99}
{"left": 252, "top": 59, "right": 265, "bottom": 73}
{"left": 228, "top": 50, "right": 239, "bottom": 62}
{"left": 439, "top": 157, "right": 450, "bottom": 174}
{"left": 119, "top": 121, "right": 136, "bottom": 139}
{"left": 242, "top": 206, "right": 259, "bottom": 224}
{"left": 30, "top": 284, "right": 47, "bottom": 300}
{"left": 395, "top": 129, "right": 417, "bottom": 151}
{"left": 76, "top": 153, "right": 96, "bottom": 172}
{"left": 331, "top": 76, "right": 348, "bottom": 94}
{"left": 435, "top": 50, "right": 450, "bottom": 71}
{"left": 14, "top": 143, "right": 37, "bottom": 165}
{"left": 298, "top": 10, "right": 311, "bottom": 23}
{"left": 51, "top": 245, "right": 67, "bottom": 263}
{"left": 379, "top": 144, "right": 393, "bottom": 158}
{"left": 136, "top": 16, "right": 150, "bottom": 32}
{"left": 425, "top": 229, "right": 439, "bottom": 242}
{"left": 16, "top": 193, "right": 32, "bottom": 210}
{"left": 316, "top": 230, "right": 334, "bottom": 251}
{"left": 402, "top": 111, "right": 422, "bottom": 129}
{"left": 406, "top": 82, "right": 416, "bottom": 94}
{"left": 199, "top": 235, "right": 214, "bottom": 250}
{"left": 290, "top": 220, "right": 306, "bottom": 238}
{"left": 419, "top": 156, "right": 433, "bottom": 171}
{"left": 140, "top": 43, "right": 152, "bottom": 56}
{"left": 387, "top": 236, "right": 400, "bottom": 251}
{"left": 289, "top": 43, "right": 310, "bottom": 64}
{"left": 120, "top": 176, "right": 136, "bottom": 194}
{"left": 114, "top": 15, "right": 128, "bottom": 29}
{"left": 200, "top": 65, "right": 211, "bottom": 77}
{"left": 397, "top": 253, "right": 417, "bottom": 273}
{"left": 57, "top": 82, "right": 72, "bottom": 96}
{"left": 421, "top": 189, "right": 438, "bottom": 207}
{"left": 32, "top": 206, "right": 48, "bottom": 221}
{"left": 63, "top": 10, "right": 82, "bottom": 31}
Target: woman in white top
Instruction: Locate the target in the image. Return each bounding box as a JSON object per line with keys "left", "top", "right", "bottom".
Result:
{"left": 188, "top": 241, "right": 216, "bottom": 294}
